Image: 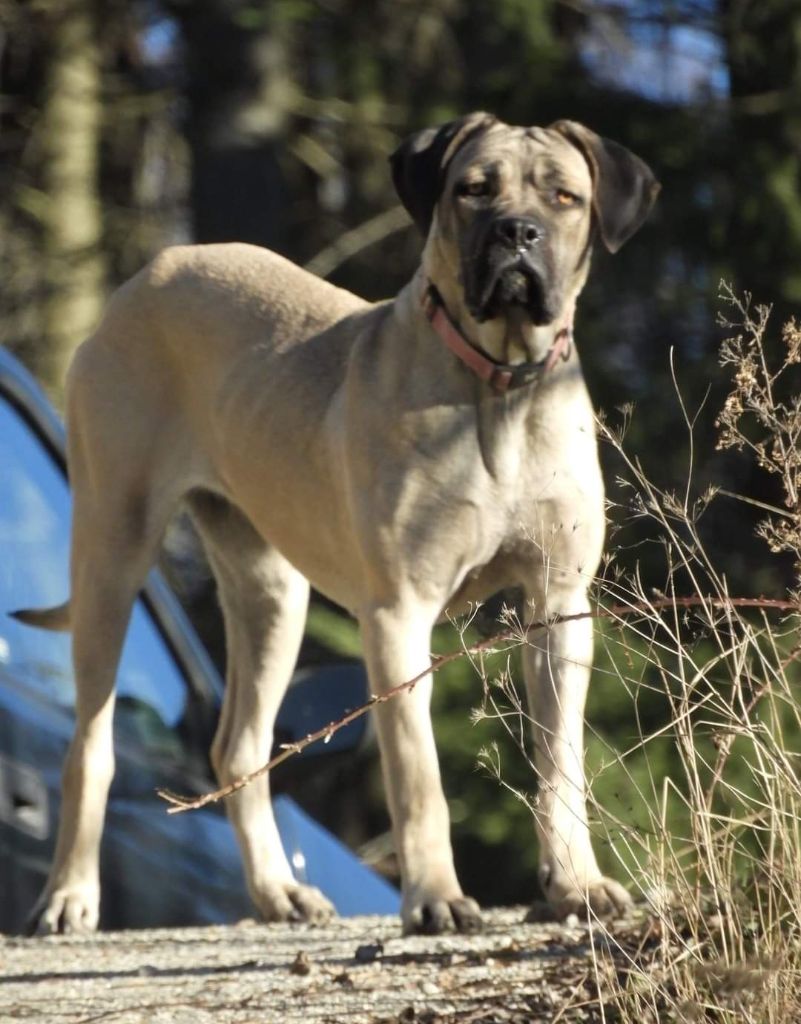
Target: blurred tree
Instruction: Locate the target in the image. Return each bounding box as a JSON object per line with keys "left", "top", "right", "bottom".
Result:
{"left": 722, "top": 0, "right": 801, "bottom": 313}
{"left": 0, "top": 0, "right": 183, "bottom": 393}
{"left": 98, "top": 2, "right": 186, "bottom": 281}
{"left": 0, "top": 1, "right": 47, "bottom": 367}
{"left": 167, "top": 0, "right": 293, "bottom": 251}
{"left": 38, "top": 0, "right": 106, "bottom": 393}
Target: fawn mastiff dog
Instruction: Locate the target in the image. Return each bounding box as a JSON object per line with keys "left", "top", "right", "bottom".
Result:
{"left": 16, "top": 112, "right": 658, "bottom": 935}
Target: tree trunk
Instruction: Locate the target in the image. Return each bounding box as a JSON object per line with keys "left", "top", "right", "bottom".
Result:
{"left": 171, "top": 0, "right": 292, "bottom": 254}
{"left": 40, "top": 0, "right": 105, "bottom": 397}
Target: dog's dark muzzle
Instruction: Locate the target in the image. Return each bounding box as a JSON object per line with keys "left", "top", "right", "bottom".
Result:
{"left": 466, "top": 216, "right": 555, "bottom": 325}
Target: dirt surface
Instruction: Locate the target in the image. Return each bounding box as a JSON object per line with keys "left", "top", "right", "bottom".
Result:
{"left": 0, "top": 907, "right": 652, "bottom": 1023}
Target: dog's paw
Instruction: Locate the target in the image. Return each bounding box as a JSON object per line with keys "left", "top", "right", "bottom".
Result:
{"left": 530, "top": 870, "right": 632, "bottom": 923}
{"left": 30, "top": 884, "right": 100, "bottom": 935}
{"left": 403, "top": 894, "right": 483, "bottom": 935}
{"left": 253, "top": 881, "right": 336, "bottom": 924}
{"left": 583, "top": 877, "right": 632, "bottom": 919}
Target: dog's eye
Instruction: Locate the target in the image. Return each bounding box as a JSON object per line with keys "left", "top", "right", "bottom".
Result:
{"left": 457, "top": 180, "right": 490, "bottom": 199}
{"left": 554, "top": 189, "right": 579, "bottom": 207}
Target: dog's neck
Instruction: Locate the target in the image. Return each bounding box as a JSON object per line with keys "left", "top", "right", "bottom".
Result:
{"left": 415, "top": 274, "right": 573, "bottom": 394}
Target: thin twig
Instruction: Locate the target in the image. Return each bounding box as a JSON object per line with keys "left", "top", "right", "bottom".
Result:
{"left": 717, "top": 488, "right": 798, "bottom": 520}
{"left": 303, "top": 206, "right": 410, "bottom": 278}
{"left": 157, "top": 595, "right": 798, "bottom": 814}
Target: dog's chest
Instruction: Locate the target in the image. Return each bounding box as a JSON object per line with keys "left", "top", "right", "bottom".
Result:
{"left": 447, "top": 389, "right": 605, "bottom": 603}
{"left": 480, "top": 382, "right": 601, "bottom": 510}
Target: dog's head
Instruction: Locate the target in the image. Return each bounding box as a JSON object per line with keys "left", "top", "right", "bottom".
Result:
{"left": 391, "top": 113, "right": 659, "bottom": 355}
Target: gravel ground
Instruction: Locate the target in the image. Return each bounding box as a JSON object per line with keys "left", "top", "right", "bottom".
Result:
{"left": 0, "top": 907, "right": 648, "bottom": 1023}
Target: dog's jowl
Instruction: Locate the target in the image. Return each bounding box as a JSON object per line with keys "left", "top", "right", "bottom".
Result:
{"left": 15, "top": 114, "right": 658, "bottom": 935}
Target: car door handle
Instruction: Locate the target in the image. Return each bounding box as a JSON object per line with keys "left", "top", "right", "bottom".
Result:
{"left": 0, "top": 756, "right": 49, "bottom": 840}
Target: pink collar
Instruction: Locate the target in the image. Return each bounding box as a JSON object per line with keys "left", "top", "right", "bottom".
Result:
{"left": 421, "top": 285, "right": 572, "bottom": 393}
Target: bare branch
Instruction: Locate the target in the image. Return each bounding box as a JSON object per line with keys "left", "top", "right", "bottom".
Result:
{"left": 303, "top": 206, "right": 410, "bottom": 279}
{"left": 157, "top": 594, "right": 798, "bottom": 815}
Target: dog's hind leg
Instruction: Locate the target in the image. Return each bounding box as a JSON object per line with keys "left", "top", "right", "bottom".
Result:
{"left": 33, "top": 431, "right": 181, "bottom": 933}
{"left": 189, "top": 493, "right": 334, "bottom": 923}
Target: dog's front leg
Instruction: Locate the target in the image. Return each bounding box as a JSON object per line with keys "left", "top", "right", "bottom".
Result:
{"left": 360, "top": 606, "right": 481, "bottom": 934}
{"left": 523, "top": 597, "right": 631, "bottom": 920}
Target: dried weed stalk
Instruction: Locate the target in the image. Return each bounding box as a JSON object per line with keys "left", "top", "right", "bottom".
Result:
{"left": 477, "top": 288, "right": 801, "bottom": 1022}
{"left": 716, "top": 283, "right": 801, "bottom": 567}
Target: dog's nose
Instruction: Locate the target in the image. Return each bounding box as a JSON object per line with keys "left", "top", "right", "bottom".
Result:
{"left": 492, "top": 217, "right": 543, "bottom": 250}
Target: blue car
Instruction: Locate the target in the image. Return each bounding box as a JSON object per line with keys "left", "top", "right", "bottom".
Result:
{"left": 0, "top": 346, "right": 399, "bottom": 933}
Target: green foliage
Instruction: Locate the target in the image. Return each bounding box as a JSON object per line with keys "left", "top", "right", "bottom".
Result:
{"left": 304, "top": 603, "right": 363, "bottom": 659}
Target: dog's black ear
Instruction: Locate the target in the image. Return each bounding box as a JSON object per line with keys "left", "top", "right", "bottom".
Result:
{"left": 390, "top": 112, "right": 497, "bottom": 237}
{"left": 549, "top": 120, "right": 660, "bottom": 253}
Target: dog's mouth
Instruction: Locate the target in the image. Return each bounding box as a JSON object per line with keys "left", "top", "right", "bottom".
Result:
{"left": 469, "top": 255, "right": 553, "bottom": 326}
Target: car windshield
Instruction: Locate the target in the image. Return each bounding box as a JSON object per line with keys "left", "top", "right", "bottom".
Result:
{"left": 0, "top": 391, "right": 189, "bottom": 749}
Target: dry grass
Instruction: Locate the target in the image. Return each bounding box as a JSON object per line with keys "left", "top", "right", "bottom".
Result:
{"left": 476, "top": 288, "right": 801, "bottom": 1022}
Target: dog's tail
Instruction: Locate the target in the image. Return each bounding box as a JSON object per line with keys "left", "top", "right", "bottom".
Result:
{"left": 9, "top": 601, "right": 72, "bottom": 632}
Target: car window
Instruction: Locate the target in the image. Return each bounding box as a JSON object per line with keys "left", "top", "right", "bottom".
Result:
{"left": 0, "top": 392, "right": 189, "bottom": 761}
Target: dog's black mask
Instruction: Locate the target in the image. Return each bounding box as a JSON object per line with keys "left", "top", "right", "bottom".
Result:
{"left": 461, "top": 213, "right": 556, "bottom": 325}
